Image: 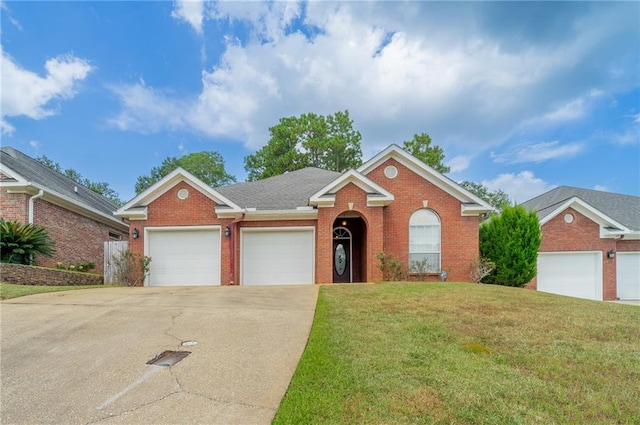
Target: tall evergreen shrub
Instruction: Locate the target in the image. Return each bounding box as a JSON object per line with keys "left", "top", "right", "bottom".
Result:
{"left": 479, "top": 205, "right": 541, "bottom": 287}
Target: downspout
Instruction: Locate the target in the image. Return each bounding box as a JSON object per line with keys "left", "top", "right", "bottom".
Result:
{"left": 229, "top": 213, "right": 246, "bottom": 285}
{"left": 28, "top": 188, "right": 44, "bottom": 224}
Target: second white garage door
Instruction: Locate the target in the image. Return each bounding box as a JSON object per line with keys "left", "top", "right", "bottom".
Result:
{"left": 617, "top": 252, "right": 640, "bottom": 300}
{"left": 146, "top": 227, "right": 221, "bottom": 286}
{"left": 241, "top": 227, "right": 315, "bottom": 285}
{"left": 537, "top": 251, "right": 602, "bottom": 300}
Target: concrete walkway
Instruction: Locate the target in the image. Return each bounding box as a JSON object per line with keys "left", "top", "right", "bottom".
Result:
{"left": 1, "top": 285, "right": 318, "bottom": 424}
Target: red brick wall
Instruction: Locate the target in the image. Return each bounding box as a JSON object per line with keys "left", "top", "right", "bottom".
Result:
{"left": 528, "top": 207, "right": 618, "bottom": 300}
{"left": 0, "top": 188, "right": 29, "bottom": 222}
{"left": 33, "top": 199, "right": 127, "bottom": 273}
{"left": 1, "top": 189, "right": 126, "bottom": 273}
{"left": 617, "top": 239, "right": 640, "bottom": 252}
{"left": 365, "top": 159, "right": 480, "bottom": 282}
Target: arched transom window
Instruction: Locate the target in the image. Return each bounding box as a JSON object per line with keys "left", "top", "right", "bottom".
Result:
{"left": 409, "top": 209, "right": 441, "bottom": 273}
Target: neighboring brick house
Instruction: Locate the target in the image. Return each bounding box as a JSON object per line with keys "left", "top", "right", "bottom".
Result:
{"left": 115, "top": 145, "right": 493, "bottom": 286}
{"left": 0, "top": 147, "right": 129, "bottom": 273}
{"left": 522, "top": 186, "right": 640, "bottom": 301}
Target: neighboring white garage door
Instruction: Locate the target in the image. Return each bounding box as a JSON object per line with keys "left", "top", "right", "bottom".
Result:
{"left": 617, "top": 252, "right": 640, "bottom": 300}
{"left": 241, "top": 227, "right": 314, "bottom": 285}
{"left": 537, "top": 251, "right": 602, "bottom": 300}
{"left": 146, "top": 227, "right": 221, "bottom": 286}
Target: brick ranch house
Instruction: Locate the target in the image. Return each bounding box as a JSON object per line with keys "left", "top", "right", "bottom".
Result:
{"left": 0, "top": 147, "right": 129, "bottom": 273}
{"left": 523, "top": 186, "right": 640, "bottom": 301}
{"left": 116, "top": 145, "right": 493, "bottom": 286}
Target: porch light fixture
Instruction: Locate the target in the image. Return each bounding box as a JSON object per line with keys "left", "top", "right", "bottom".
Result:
{"left": 341, "top": 220, "right": 347, "bottom": 226}
{"left": 132, "top": 228, "right": 139, "bottom": 239}
{"left": 607, "top": 250, "right": 616, "bottom": 259}
{"left": 225, "top": 226, "right": 231, "bottom": 238}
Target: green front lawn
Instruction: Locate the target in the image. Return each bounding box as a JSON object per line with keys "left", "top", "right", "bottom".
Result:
{"left": 274, "top": 282, "right": 640, "bottom": 424}
{"left": 0, "top": 282, "right": 113, "bottom": 300}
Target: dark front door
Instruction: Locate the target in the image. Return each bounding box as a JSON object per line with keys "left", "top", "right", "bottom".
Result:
{"left": 333, "top": 239, "right": 351, "bottom": 283}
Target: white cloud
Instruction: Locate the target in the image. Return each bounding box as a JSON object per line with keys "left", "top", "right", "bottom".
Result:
{"left": 593, "top": 185, "right": 610, "bottom": 192}
{"left": 492, "top": 141, "right": 583, "bottom": 164}
{"left": 483, "top": 171, "right": 556, "bottom": 204}
{"left": 110, "top": 2, "right": 639, "bottom": 155}
{"left": 1, "top": 47, "right": 93, "bottom": 134}
{"left": 446, "top": 155, "right": 471, "bottom": 173}
{"left": 1, "top": 119, "right": 15, "bottom": 136}
{"left": 171, "top": 0, "right": 204, "bottom": 34}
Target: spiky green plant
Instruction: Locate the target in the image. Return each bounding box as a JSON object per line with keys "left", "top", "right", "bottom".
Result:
{"left": 0, "top": 220, "right": 56, "bottom": 265}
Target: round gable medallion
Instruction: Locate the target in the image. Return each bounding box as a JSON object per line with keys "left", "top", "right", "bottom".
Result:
{"left": 177, "top": 188, "right": 189, "bottom": 200}
{"left": 564, "top": 213, "right": 574, "bottom": 223}
{"left": 384, "top": 165, "right": 398, "bottom": 179}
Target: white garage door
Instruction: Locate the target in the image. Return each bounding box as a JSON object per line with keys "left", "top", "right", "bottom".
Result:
{"left": 617, "top": 252, "right": 640, "bottom": 300}
{"left": 537, "top": 251, "right": 602, "bottom": 300}
{"left": 146, "top": 227, "right": 220, "bottom": 286}
{"left": 241, "top": 227, "right": 314, "bottom": 285}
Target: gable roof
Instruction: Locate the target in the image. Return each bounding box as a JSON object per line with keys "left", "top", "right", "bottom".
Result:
{"left": 0, "top": 146, "right": 127, "bottom": 229}
{"left": 358, "top": 144, "right": 494, "bottom": 215}
{"left": 521, "top": 186, "right": 640, "bottom": 237}
{"left": 309, "top": 169, "right": 394, "bottom": 207}
{"left": 116, "top": 167, "right": 243, "bottom": 219}
{"left": 217, "top": 167, "right": 341, "bottom": 210}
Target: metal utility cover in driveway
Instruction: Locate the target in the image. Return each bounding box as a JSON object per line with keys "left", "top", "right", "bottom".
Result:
{"left": 147, "top": 350, "right": 191, "bottom": 367}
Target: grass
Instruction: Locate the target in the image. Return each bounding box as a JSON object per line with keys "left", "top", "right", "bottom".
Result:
{"left": 273, "top": 282, "right": 640, "bottom": 425}
{"left": 0, "top": 282, "right": 113, "bottom": 300}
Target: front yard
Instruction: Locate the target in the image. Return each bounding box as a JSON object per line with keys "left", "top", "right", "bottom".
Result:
{"left": 274, "top": 282, "right": 640, "bottom": 424}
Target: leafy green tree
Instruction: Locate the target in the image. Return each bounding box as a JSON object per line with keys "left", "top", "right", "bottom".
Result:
{"left": 479, "top": 205, "right": 541, "bottom": 287}
{"left": 460, "top": 181, "right": 511, "bottom": 211}
{"left": 402, "top": 133, "right": 450, "bottom": 174}
{"left": 36, "top": 155, "right": 123, "bottom": 206}
{"left": 135, "top": 151, "right": 236, "bottom": 194}
{"left": 0, "top": 220, "right": 56, "bottom": 265}
{"left": 244, "top": 110, "right": 363, "bottom": 181}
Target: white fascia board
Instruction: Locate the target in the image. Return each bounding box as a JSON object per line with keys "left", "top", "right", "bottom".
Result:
{"left": 243, "top": 209, "right": 318, "bottom": 221}
{"left": 33, "top": 183, "right": 127, "bottom": 229}
{"left": 115, "top": 207, "right": 148, "bottom": 220}
{"left": 461, "top": 204, "right": 493, "bottom": 216}
{"left": 357, "top": 144, "right": 494, "bottom": 211}
{"left": 540, "top": 197, "right": 630, "bottom": 234}
{"left": 309, "top": 169, "right": 394, "bottom": 207}
{"left": 117, "top": 167, "right": 242, "bottom": 217}
{"left": 0, "top": 164, "right": 29, "bottom": 185}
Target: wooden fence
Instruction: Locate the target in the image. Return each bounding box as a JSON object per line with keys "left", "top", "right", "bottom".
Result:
{"left": 104, "top": 240, "right": 129, "bottom": 284}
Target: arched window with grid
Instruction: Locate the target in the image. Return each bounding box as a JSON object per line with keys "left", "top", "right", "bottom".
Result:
{"left": 409, "top": 209, "right": 441, "bottom": 273}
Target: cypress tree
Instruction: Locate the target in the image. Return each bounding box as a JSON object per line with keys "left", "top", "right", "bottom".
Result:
{"left": 479, "top": 205, "right": 541, "bottom": 287}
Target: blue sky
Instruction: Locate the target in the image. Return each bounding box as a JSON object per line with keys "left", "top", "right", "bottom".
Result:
{"left": 2, "top": 1, "right": 639, "bottom": 203}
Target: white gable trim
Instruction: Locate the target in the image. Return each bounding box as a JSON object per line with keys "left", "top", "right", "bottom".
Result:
{"left": 357, "top": 144, "right": 493, "bottom": 214}
{"left": 540, "top": 197, "right": 631, "bottom": 238}
{"left": 0, "top": 163, "right": 30, "bottom": 186}
{"left": 116, "top": 167, "right": 242, "bottom": 219}
{"left": 309, "top": 169, "right": 394, "bottom": 208}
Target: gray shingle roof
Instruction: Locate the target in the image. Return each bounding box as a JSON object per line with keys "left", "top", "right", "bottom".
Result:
{"left": 1, "top": 146, "right": 122, "bottom": 220}
{"left": 521, "top": 186, "right": 640, "bottom": 231}
{"left": 217, "top": 167, "right": 341, "bottom": 210}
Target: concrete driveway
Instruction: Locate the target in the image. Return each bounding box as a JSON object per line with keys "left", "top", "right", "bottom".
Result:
{"left": 1, "top": 285, "right": 318, "bottom": 425}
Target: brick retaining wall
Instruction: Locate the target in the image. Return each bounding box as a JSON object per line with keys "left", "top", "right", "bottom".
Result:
{"left": 0, "top": 263, "right": 103, "bottom": 286}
